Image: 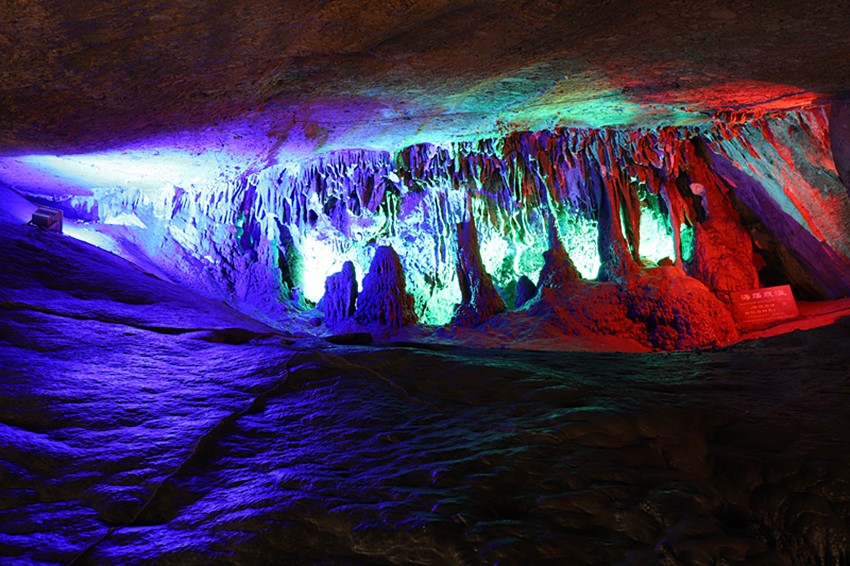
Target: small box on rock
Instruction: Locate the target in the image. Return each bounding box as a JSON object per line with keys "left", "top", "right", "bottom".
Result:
{"left": 30, "top": 207, "right": 63, "bottom": 233}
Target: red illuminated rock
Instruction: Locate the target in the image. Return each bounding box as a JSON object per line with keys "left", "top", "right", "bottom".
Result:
{"left": 530, "top": 267, "right": 738, "bottom": 350}
{"left": 626, "top": 267, "right": 739, "bottom": 349}
{"left": 681, "top": 141, "right": 760, "bottom": 304}
{"left": 537, "top": 216, "right": 581, "bottom": 290}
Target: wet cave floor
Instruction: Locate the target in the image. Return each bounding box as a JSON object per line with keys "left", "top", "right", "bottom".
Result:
{"left": 2, "top": 221, "right": 850, "bottom": 565}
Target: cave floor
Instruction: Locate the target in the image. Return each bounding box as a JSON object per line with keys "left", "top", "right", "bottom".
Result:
{"left": 2, "top": 218, "right": 850, "bottom": 564}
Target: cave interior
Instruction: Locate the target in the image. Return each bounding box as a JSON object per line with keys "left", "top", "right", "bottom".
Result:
{"left": 3, "top": 1, "right": 850, "bottom": 564}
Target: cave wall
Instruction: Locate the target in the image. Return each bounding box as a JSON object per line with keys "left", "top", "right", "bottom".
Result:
{"left": 31, "top": 106, "right": 850, "bottom": 327}
{"left": 829, "top": 99, "right": 850, "bottom": 196}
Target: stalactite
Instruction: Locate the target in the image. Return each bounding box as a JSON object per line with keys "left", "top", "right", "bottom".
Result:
{"left": 39, "top": 107, "right": 850, "bottom": 333}
{"left": 659, "top": 178, "right": 691, "bottom": 264}
{"left": 595, "top": 160, "right": 639, "bottom": 282}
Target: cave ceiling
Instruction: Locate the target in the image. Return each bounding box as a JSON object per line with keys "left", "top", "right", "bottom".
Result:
{"left": 2, "top": 0, "right": 850, "bottom": 159}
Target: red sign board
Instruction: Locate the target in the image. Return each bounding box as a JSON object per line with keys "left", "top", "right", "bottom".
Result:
{"left": 730, "top": 284, "right": 799, "bottom": 328}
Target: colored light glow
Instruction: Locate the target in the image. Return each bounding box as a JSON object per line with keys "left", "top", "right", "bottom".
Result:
{"left": 388, "top": 232, "right": 463, "bottom": 327}
{"left": 559, "top": 212, "right": 600, "bottom": 279}
{"left": 515, "top": 244, "right": 545, "bottom": 282}
{"left": 479, "top": 227, "right": 547, "bottom": 292}
{"left": 103, "top": 212, "right": 147, "bottom": 228}
{"left": 680, "top": 224, "right": 696, "bottom": 263}
{"left": 638, "top": 204, "right": 675, "bottom": 264}
{"left": 396, "top": 257, "right": 462, "bottom": 327}
{"left": 297, "top": 234, "right": 365, "bottom": 304}
{"left": 0, "top": 151, "right": 224, "bottom": 196}
{"left": 480, "top": 231, "right": 510, "bottom": 285}
{"left": 62, "top": 223, "right": 122, "bottom": 255}
{"left": 421, "top": 278, "right": 463, "bottom": 326}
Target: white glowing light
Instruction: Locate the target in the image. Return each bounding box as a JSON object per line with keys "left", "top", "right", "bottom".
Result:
{"left": 102, "top": 212, "right": 147, "bottom": 228}
{"left": 638, "top": 205, "right": 675, "bottom": 264}
{"left": 297, "top": 235, "right": 367, "bottom": 304}
{"left": 560, "top": 213, "right": 600, "bottom": 279}
{"left": 0, "top": 148, "right": 234, "bottom": 195}
{"left": 63, "top": 224, "right": 122, "bottom": 256}
{"left": 480, "top": 232, "right": 509, "bottom": 285}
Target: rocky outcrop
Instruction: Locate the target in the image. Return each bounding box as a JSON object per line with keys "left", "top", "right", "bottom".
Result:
{"left": 322, "top": 261, "right": 358, "bottom": 328}
{"left": 354, "top": 246, "right": 417, "bottom": 329}
{"left": 708, "top": 110, "right": 850, "bottom": 298}
{"left": 530, "top": 268, "right": 738, "bottom": 350}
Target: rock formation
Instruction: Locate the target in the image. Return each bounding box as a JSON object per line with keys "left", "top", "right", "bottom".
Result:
{"left": 537, "top": 216, "right": 581, "bottom": 290}
{"left": 354, "top": 246, "right": 417, "bottom": 330}
{"left": 529, "top": 267, "right": 739, "bottom": 351}
{"left": 322, "top": 261, "right": 358, "bottom": 328}
{"left": 625, "top": 267, "right": 739, "bottom": 350}
{"left": 514, "top": 276, "right": 537, "bottom": 309}
{"left": 453, "top": 215, "right": 506, "bottom": 327}
{"left": 678, "top": 140, "right": 760, "bottom": 304}
{"left": 9, "top": 108, "right": 850, "bottom": 345}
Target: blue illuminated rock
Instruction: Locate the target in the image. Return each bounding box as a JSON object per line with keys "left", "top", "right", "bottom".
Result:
{"left": 514, "top": 275, "right": 537, "bottom": 308}
{"left": 13, "top": 109, "right": 850, "bottom": 337}
{"left": 355, "top": 245, "right": 417, "bottom": 329}
{"left": 322, "top": 261, "right": 358, "bottom": 328}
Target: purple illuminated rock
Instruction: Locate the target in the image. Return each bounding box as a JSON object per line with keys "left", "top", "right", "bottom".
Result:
{"left": 322, "top": 261, "right": 358, "bottom": 328}
{"left": 830, "top": 99, "right": 850, "bottom": 196}
{"left": 18, "top": 109, "right": 850, "bottom": 337}
{"left": 453, "top": 216, "right": 506, "bottom": 326}
{"left": 514, "top": 275, "right": 537, "bottom": 308}
{"left": 355, "top": 245, "right": 417, "bottom": 329}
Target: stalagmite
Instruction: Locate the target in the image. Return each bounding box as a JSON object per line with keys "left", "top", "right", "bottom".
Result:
{"left": 354, "top": 245, "right": 417, "bottom": 329}
{"left": 322, "top": 261, "right": 358, "bottom": 328}
{"left": 514, "top": 275, "right": 537, "bottom": 308}
{"left": 625, "top": 267, "right": 740, "bottom": 350}
{"left": 23, "top": 107, "right": 850, "bottom": 345}
{"left": 454, "top": 212, "right": 506, "bottom": 326}
{"left": 537, "top": 216, "right": 581, "bottom": 290}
